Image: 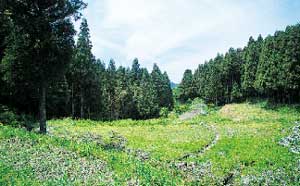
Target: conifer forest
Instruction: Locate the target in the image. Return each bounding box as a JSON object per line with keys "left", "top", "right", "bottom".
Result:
{"left": 0, "top": 1, "right": 299, "bottom": 185}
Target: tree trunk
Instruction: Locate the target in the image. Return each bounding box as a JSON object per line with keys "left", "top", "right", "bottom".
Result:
{"left": 39, "top": 82, "right": 47, "bottom": 134}
{"left": 226, "top": 84, "right": 229, "bottom": 103}
{"left": 80, "top": 88, "right": 84, "bottom": 118}
{"left": 71, "top": 83, "right": 75, "bottom": 119}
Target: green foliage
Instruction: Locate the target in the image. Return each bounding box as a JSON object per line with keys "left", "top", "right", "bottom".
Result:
{"left": 0, "top": 13, "right": 174, "bottom": 123}
{"left": 64, "top": 22, "right": 173, "bottom": 121}
{"left": 255, "top": 25, "right": 300, "bottom": 102}
{"left": 104, "top": 131, "right": 127, "bottom": 151}
{"left": 231, "top": 82, "right": 243, "bottom": 102}
{"left": 180, "top": 23, "right": 300, "bottom": 105}
{"left": 0, "top": 105, "right": 36, "bottom": 130}
{"left": 174, "top": 104, "right": 190, "bottom": 115}
{"left": 159, "top": 107, "right": 169, "bottom": 118}
{"left": 242, "top": 35, "right": 263, "bottom": 96}
{"left": 178, "top": 69, "right": 196, "bottom": 102}
{"left": 151, "top": 64, "right": 174, "bottom": 109}
{"left": 0, "top": 106, "right": 19, "bottom": 127}
{"left": 1, "top": 0, "right": 87, "bottom": 133}
{"left": 2, "top": 101, "right": 299, "bottom": 185}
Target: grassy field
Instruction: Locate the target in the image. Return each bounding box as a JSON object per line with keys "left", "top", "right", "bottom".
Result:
{"left": 0, "top": 101, "right": 299, "bottom": 185}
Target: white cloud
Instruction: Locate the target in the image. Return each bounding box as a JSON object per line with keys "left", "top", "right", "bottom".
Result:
{"left": 80, "top": 0, "right": 300, "bottom": 82}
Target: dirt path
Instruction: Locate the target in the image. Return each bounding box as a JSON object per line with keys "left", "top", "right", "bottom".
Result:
{"left": 177, "top": 109, "right": 220, "bottom": 160}
{"left": 179, "top": 104, "right": 207, "bottom": 120}
{"left": 179, "top": 109, "right": 203, "bottom": 120}
{"left": 177, "top": 123, "right": 219, "bottom": 161}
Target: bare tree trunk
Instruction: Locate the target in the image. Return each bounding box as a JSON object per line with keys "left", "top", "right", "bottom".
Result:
{"left": 226, "top": 84, "right": 229, "bottom": 103}
{"left": 71, "top": 83, "right": 75, "bottom": 118}
{"left": 80, "top": 88, "right": 84, "bottom": 118}
{"left": 39, "top": 82, "right": 47, "bottom": 134}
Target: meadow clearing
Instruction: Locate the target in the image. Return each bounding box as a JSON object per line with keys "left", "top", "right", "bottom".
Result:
{"left": 0, "top": 101, "right": 299, "bottom": 185}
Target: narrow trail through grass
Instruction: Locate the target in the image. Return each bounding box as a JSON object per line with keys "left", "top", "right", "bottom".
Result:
{"left": 1, "top": 102, "right": 299, "bottom": 185}
{"left": 177, "top": 104, "right": 220, "bottom": 161}
{"left": 177, "top": 123, "right": 220, "bottom": 161}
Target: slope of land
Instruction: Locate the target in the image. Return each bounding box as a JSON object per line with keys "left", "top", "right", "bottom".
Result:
{"left": 0, "top": 101, "right": 299, "bottom": 185}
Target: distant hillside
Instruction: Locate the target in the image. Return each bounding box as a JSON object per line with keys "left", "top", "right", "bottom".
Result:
{"left": 170, "top": 82, "right": 178, "bottom": 89}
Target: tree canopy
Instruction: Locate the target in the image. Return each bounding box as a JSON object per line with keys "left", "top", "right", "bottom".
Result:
{"left": 179, "top": 24, "right": 300, "bottom": 104}
{"left": 0, "top": 9, "right": 174, "bottom": 132}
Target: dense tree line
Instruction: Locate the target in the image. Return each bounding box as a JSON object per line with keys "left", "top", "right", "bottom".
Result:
{"left": 0, "top": 1, "right": 173, "bottom": 133}
{"left": 67, "top": 19, "right": 173, "bottom": 120}
{"left": 178, "top": 24, "right": 300, "bottom": 104}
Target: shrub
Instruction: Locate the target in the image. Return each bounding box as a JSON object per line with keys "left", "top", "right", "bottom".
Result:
{"left": 0, "top": 105, "right": 19, "bottom": 127}
{"left": 104, "top": 131, "right": 127, "bottom": 151}
{"left": 159, "top": 107, "right": 169, "bottom": 118}
{"left": 174, "top": 104, "right": 189, "bottom": 114}
{"left": 19, "top": 114, "right": 37, "bottom": 131}
{"left": 0, "top": 105, "right": 37, "bottom": 130}
{"left": 168, "top": 111, "right": 178, "bottom": 120}
{"left": 191, "top": 97, "right": 204, "bottom": 105}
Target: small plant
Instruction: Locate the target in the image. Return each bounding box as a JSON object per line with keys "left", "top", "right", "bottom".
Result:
{"left": 279, "top": 123, "right": 300, "bottom": 154}
{"left": 240, "top": 168, "right": 297, "bottom": 186}
{"left": 127, "top": 148, "right": 150, "bottom": 161}
{"left": 174, "top": 104, "right": 189, "bottom": 114}
{"left": 159, "top": 107, "right": 169, "bottom": 118}
{"left": 104, "top": 131, "right": 127, "bottom": 151}
{"left": 172, "top": 161, "right": 222, "bottom": 184}
{"left": 80, "top": 132, "right": 104, "bottom": 146}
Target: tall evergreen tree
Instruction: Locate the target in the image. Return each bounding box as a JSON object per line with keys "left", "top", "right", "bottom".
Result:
{"left": 207, "top": 55, "right": 225, "bottom": 104}
{"left": 135, "top": 68, "right": 159, "bottom": 119}
{"left": 107, "top": 59, "right": 117, "bottom": 119}
{"left": 178, "top": 69, "right": 196, "bottom": 102}
{"left": 255, "top": 35, "right": 278, "bottom": 99}
{"left": 162, "top": 72, "right": 174, "bottom": 109}
{"left": 2, "top": 0, "right": 86, "bottom": 133}
{"left": 1, "top": 24, "right": 36, "bottom": 114}
{"left": 281, "top": 25, "right": 300, "bottom": 102}
{"left": 151, "top": 64, "right": 174, "bottom": 109}
{"left": 222, "top": 48, "right": 243, "bottom": 103}
{"left": 242, "top": 35, "right": 263, "bottom": 97}
{"left": 68, "top": 18, "right": 94, "bottom": 119}
{"left": 130, "top": 58, "right": 142, "bottom": 85}
{"left": 182, "top": 24, "right": 300, "bottom": 104}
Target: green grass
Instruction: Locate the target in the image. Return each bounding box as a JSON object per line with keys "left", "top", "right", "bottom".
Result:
{"left": 0, "top": 101, "right": 299, "bottom": 185}
{"left": 187, "top": 102, "right": 300, "bottom": 185}
{"left": 48, "top": 119, "right": 214, "bottom": 161}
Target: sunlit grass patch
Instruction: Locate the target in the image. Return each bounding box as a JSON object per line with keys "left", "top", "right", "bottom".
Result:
{"left": 184, "top": 102, "right": 300, "bottom": 185}
{"left": 2, "top": 101, "right": 300, "bottom": 185}
{"left": 49, "top": 119, "right": 215, "bottom": 161}
{"left": 0, "top": 125, "right": 184, "bottom": 185}
{"left": 219, "top": 103, "right": 279, "bottom": 122}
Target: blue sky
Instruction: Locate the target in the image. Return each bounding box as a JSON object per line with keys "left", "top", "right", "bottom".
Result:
{"left": 76, "top": 0, "right": 300, "bottom": 83}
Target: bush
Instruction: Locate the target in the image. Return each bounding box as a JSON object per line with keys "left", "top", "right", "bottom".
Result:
{"left": 0, "top": 105, "right": 19, "bottom": 127}
{"left": 191, "top": 97, "right": 204, "bottom": 105}
{"left": 174, "top": 104, "right": 189, "bottom": 114}
{"left": 0, "top": 111, "right": 19, "bottom": 127}
{"left": 104, "top": 131, "right": 127, "bottom": 151}
{"left": 18, "top": 114, "right": 37, "bottom": 131}
{"left": 168, "top": 111, "right": 178, "bottom": 120}
{"left": 0, "top": 105, "right": 36, "bottom": 130}
{"left": 159, "top": 107, "right": 169, "bottom": 118}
